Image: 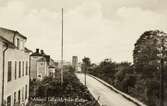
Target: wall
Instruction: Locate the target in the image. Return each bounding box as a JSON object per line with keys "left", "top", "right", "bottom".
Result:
{"left": 48, "top": 68, "right": 55, "bottom": 77}
{"left": 4, "top": 48, "right": 29, "bottom": 105}
{"left": 0, "top": 42, "right": 3, "bottom": 105}
{"left": 37, "top": 61, "right": 47, "bottom": 79}
{"left": 30, "top": 56, "right": 39, "bottom": 80}
{"left": 30, "top": 55, "right": 51, "bottom": 80}
{"left": 14, "top": 33, "right": 26, "bottom": 50}
{"left": 30, "top": 56, "right": 48, "bottom": 80}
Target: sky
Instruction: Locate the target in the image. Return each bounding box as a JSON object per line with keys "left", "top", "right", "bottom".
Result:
{"left": 0, "top": 0, "right": 167, "bottom": 63}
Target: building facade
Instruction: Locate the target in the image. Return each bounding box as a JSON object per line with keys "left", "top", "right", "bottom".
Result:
{"left": 48, "top": 59, "right": 57, "bottom": 78}
{"left": 72, "top": 56, "right": 78, "bottom": 71}
{"left": 0, "top": 27, "right": 31, "bottom": 106}
{"left": 30, "top": 49, "right": 56, "bottom": 80}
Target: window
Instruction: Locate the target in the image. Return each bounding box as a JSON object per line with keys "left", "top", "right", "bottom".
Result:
{"left": 18, "top": 90, "right": 21, "bottom": 104}
{"left": 25, "top": 85, "right": 27, "bottom": 99}
{"left": 22, "top": 61, "right": 24, "bottom": 76}
{"left": 19, "top": 61, "right": 21, "bottom": 78}
{"left": 8, "top": 61, "right": 12, "bottom": 82}
{"left": 16, "top": 38, "right": 20, "bottom": 48}
{"left": 26, "top": 61, "right": 28, "bottom": 75}
{"left": 20, "top": 41, "right": 24, "bottom": 50}
{"left": 15, "top": 61, "right": 17, "bottom": 79}
{"left": 22, "top": 87, "right": 24, "bottom": 102}
{"left": 14, "top": 92, "right": 16, "bottom": 104}
{"left": 7, "top": 96, "right": 11, "bottom": 106}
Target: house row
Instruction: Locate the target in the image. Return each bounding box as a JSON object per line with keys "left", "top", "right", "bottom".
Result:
{"left": 0, "top": 27, "right": 57, "bottom": 106}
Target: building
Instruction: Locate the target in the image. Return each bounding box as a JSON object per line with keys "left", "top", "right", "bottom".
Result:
{"left": 56, "top": 60, "right": 71, "bottom": 69}
{"left": 30, "top": 49, "right": 56, "bottom": 80}
{"left": 0, "top": 27, "right": 31, "bottom": 106}
{"left": 48, "top": 59, "right": 57, "bottom": 78}
{"left": 77, "top": 62, "right": 82, "bottom": 72}
{"left": 72, "top": 56, "right": 78, "bottom": 71}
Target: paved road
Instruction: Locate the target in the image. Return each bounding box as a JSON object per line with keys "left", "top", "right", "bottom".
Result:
{"left": 76, "top": 73, "right": 137, "bottom": 106}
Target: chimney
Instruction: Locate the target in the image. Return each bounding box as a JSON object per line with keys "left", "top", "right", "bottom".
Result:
{"left": 36, "top": 48, "right": 39, "bottom": 53}
{"left": 41, "top": 50, "right": 44, "bottom": 55}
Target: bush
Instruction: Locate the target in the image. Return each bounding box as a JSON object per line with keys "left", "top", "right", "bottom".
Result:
{"left": 29, "top": 71, "right": 100, "bottom": 106}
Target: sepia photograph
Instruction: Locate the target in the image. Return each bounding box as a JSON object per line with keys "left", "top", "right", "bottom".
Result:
{"left": 0, "top": 0, "right": 167, "bottom": 106}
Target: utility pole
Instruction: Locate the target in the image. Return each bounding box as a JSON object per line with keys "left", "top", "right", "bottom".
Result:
{"left": 83, "top": 56, "right": 87, "bottom": 86}
{"left": 160, "top": 38, "right": 165, "bottom": 106}
{"left": 61, "top": 8, "right": 64, "bottom": 85}
{"left": 84, "top": 65, "right": 87, "bottom": 86}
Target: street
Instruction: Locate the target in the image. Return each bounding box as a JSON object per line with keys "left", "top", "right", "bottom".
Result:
{"left": 76, "top": 73, "right": 139, "bottom": 106}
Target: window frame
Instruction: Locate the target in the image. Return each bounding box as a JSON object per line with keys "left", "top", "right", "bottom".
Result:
{"left": 14, "top": 92, "right": 16, "bottom": 104}
{"left": 7, "top": 61, "right": 12, "bottom": 82}
{"left": 19, "top": 61, "right": 21, "bottom": 78}
{"left": 25, "top": 85, "right": 27, "bottom": 99}
{"left": 16, "top": 38, "right": 20, "bottom": 49}
{"left": 15, "top": 61, "right": 17, "bottom": 80}
{"left": 18, "top": 90, "right": 21, "bottom": 104}
{"left": 7, "top": 95, "right": 11, "bottom": 106}
{"left": 22, "top": 61, "right": 24, "bottom": 77}
{"left": 26, "top": 61, "right": 28, "bottom": 75}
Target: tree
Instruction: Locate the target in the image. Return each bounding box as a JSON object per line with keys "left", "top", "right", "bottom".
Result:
{"left": 113, "top": 62, "right": 136, "bottom": 93}
{"left": 90, "top": 59, "right": 117, "bottom": 84}
{"left": 133, "top": 30, "right": 167, "bottom": 106}
{"left": 82, "top": 57, "right": 91, "bottom": 86}
{"left": 82, "top": 57, "right": 91, "bottom": 70}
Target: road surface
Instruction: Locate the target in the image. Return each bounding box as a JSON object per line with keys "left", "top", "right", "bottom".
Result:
{"left": 76, "top": 73, "right": 138, "bottom": 106}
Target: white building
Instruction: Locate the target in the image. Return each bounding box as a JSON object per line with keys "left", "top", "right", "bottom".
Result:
{"left": 0, "top": 27, "right": 31, "bottom": 106}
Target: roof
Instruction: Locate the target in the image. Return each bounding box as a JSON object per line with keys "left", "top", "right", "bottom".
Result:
{"left": 44, "top": 55, "right": 50, "bottom": 63}
{"left": 30, "top": 52, "right": 50, "bottom": 60}
{"left": 0, "top": 36, "right": 15, "bottom": 48}
{"left": 16, "top": 31, "right": 27, "bottom": 39}
{"left": 25, "top": 47, "right": 32, "bottom": 53}
{"left": 48, "top": 58, "right": 57, "bottom": 68}
{"left": 0, "top": 27, "right": 27, "bottom": 40}
{"left": 31, "top": 52, "right": 51, "bottom": 64}
{"left": 37, "top": 57, "right": 47, "bottom": 62}
{"left": 30, "top": 52, "right": 43, "bottom": 56}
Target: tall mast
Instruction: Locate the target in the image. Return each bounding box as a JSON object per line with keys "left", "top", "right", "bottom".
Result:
{"left": 61, "top": 8, "right": 64, "bottom": 85}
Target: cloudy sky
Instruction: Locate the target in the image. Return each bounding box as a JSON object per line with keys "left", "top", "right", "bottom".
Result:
{"left": 0, "top": 0, "right": 167, "bottom": 63}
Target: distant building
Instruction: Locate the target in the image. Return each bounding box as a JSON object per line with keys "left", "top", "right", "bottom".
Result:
{"left": 48, "top": 59, "right": 57, "bottom": 78}
{"left": 0, "top": 27, "right": 31, "bottom": 106}
{"left": 72, "top": 56, "right": 78, "bottom": 71}
{"left": 30, "top": 49, "right": 56, "bottom": 80}
{"left": 77, "top": 62, "right": 82, "bottom": 72}
{"left": 56, "top": 60, "right": 71, "bottom": 69}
